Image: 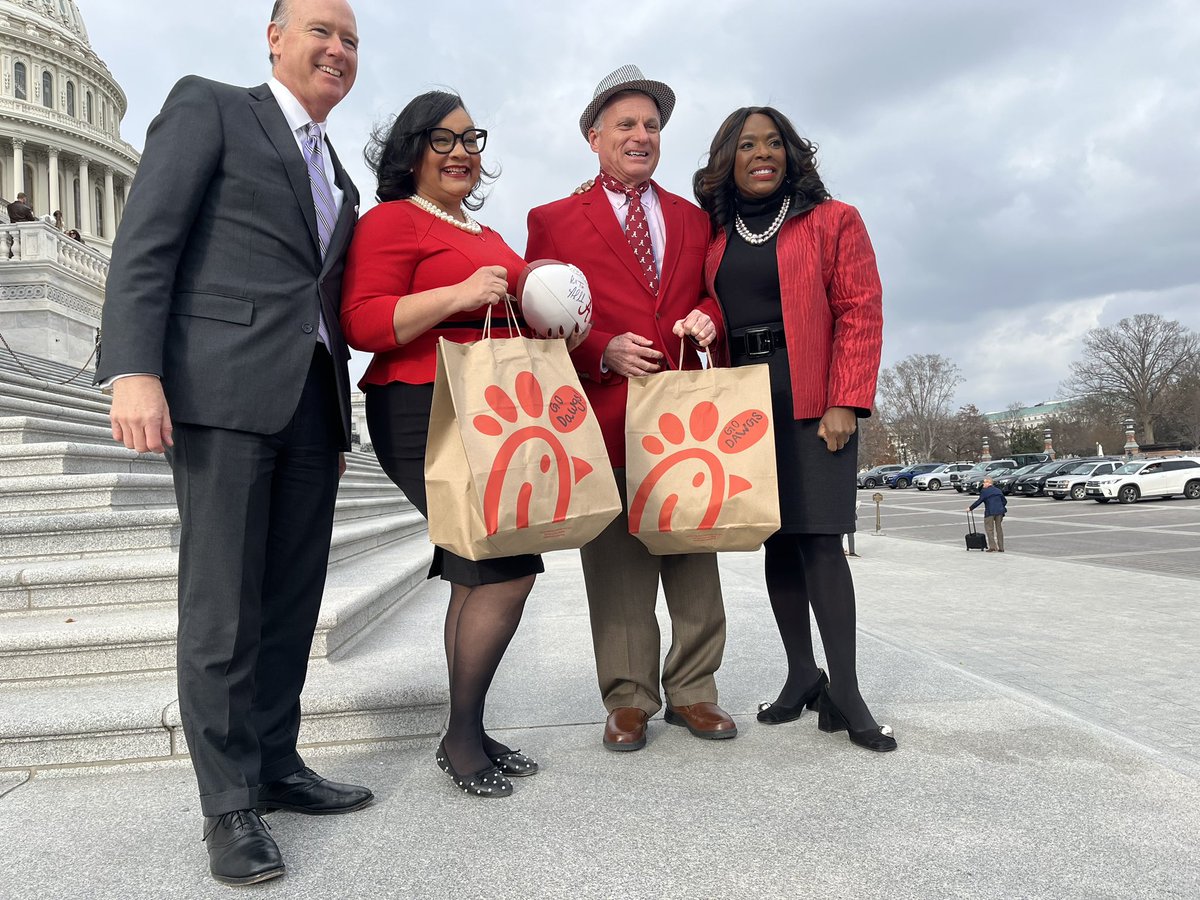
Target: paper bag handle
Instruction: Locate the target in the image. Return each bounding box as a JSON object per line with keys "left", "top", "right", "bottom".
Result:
{"left": 482, "top": 295, "right": 522, "bottom": 340}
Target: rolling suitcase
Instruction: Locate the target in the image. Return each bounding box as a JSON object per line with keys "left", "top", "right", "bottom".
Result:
{"left": 965, "top": 510, "right": 988, "bottom": 551}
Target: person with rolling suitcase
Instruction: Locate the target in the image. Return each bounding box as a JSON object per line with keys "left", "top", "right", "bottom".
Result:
{"left": 967, "top": 477, "right": 1008, "bottom": 552}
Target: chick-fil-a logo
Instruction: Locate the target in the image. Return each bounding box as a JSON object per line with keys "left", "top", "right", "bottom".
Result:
{"left": 471, "top": 371, "right": 594, "bottom": 535}
{"left": 628, "top": 400, "right": 769, "bottom": 534}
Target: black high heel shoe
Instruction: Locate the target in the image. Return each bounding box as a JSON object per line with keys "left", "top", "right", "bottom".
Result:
{"left": 435, "top": 741, "right": 513, "bottom": 797}
{"left": 756, "top": 670, "right": 828, "bottom": 724}
{"left": 488, "top": 748, "right": 539, "bottom": 777}
{"left": 816, "top": 685, "right": 897, "bottom": 752}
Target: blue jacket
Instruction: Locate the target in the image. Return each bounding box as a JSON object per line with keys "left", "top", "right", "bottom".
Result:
{"left": 970, "top": 485, "right": 1008, "bottom": 517}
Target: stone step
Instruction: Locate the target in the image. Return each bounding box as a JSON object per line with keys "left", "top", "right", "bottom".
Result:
{"left": 0, "top": 531, "right": 435, "bottom": 683}
{"left": 0, "top": 441, "right": 164, "bottom": 478}
{"left": 0, "top": 377, "right": 111, "bottom": 419}
{"left": 0, "top": 473, "right": 177, "bottom": 514}
{"left": 0, "top": 368, "right": 109, "bottom": 409}
{"left": 0, "top": 575, "right": 447, "bottom": 771}
{"left": 0, "top": 415, "right": 114, "bottom": 446}
{"left": 0, "top": 509, "right": 428, "bottom": 612}
{"left": 0, "top": 508, "right": 181, "bottom": 563}
{"left": 0, "top": 392, "right": 111, "bottom": 431}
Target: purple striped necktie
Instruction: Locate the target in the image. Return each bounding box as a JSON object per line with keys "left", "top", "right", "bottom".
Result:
{"left": 301, "top": 123, "right": 336, "bottom": 346}
{"left": 302, "top": 123, "right": 337, "bottom": 258}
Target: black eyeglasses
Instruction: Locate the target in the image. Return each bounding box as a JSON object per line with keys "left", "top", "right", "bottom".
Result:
{"left": 424, "top": 127, "right": 487, "bottom": 155}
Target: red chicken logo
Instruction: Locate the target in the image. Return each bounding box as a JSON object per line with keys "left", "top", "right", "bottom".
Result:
{"left": 471, "top": 370, "right": 595, "bottom": 535}
{"left": 628, "top": 400, "right": 769, "bottom": 534}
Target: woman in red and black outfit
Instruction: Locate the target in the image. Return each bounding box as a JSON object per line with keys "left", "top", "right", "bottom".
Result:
{"left": 341, "top": 91, "right": 540, "bottom": 796}
{"left": 694, "top": 107, "right": 895, "bottom": 751}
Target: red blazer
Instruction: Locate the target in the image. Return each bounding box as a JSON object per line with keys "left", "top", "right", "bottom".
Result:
{"left": 705, "top": 199, "right": 883, "bottom": 419}
{"left": 340, "top": 200, "right": 525, "bottom": 386}
{"left": 526, "top": 181, "right": 726, "bottom": 467}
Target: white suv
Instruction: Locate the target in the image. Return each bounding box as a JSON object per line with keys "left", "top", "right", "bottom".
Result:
{"left": 1085, "top": 457, "right": 1200, "bottom": 504}
{"left": 1045, "top": 459, "right": 1120, "bottom": 500}
{"left": 914, "top": 463, "right": 973, "bottom": 491}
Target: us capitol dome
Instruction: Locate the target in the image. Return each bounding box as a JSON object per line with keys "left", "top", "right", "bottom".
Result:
{"left": 0, "top": 0, "right": 138, "bottom": 253}
{"left": 0, "top": 0, "right": 138, "bottom": 376}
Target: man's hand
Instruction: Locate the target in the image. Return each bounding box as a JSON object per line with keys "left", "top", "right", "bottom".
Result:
{"left": 673, "top": 310, "right": 717, "bottom": 348}
{"left": 110, "top": 375, "right": 173, "bottom": 453}
{"left": 603, "top": 333, "right": 664, "bottom": 377}
{"left": 338, "top": 452, "right": 347, "bottom": 479}
{"left": 817, "top": 406, "right": 856, "bottom": 453}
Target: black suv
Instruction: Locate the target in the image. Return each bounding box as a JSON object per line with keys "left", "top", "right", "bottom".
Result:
{"left": 1011, "top": 459, "right": 1094, "bottom": 497}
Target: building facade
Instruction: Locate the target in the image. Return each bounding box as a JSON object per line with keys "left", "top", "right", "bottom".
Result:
{"left": 0, "top": 0, "right": 137, "bottom": 255}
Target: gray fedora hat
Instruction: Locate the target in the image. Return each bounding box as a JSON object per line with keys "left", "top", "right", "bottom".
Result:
{"left": 579, "top": 64, "right": 676, "bottom": 139}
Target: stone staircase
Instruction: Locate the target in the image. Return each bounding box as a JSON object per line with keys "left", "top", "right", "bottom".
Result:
{"left": 0, "top": 367, "right": 446, "bottom": 773}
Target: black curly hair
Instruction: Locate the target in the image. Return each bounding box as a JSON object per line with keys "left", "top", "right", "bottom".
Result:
{"left": 365, "top": 90, "right": 496, "bottom": 210}
{"left": 692, "top": 106, "right": 830, "bottom": 235}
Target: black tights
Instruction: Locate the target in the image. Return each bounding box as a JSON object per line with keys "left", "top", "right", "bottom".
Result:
{"left": 441, "top": 575, "right": 534, "bottom": 776}
{"left": 764, "top": 532, "right": 878, "bottom": 731}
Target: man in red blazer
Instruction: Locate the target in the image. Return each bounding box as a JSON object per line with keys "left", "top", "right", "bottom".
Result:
{"left": 526, "top": 65, "right": 735, "bottom": 752}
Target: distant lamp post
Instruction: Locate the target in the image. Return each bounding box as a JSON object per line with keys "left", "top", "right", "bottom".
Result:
{"left": 1043, "top": 427, "right": 1055, "bottom": 460}
{"left": 981, "top": 436, "right": 991, "bottom": 462}
{"left": 1123, "top": 417, "right": 1139, "bottom": 458}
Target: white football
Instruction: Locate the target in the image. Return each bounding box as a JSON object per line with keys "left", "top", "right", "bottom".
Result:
{"left": 518, "top": 261, "right": 592, "bottom": 339}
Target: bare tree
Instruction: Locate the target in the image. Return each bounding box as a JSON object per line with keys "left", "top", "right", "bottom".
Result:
{"left": 856, "top": 410, "right": 896, "bottom": 469}
{"left": 943, "top": 404, "right": 988, "bottom": 462}
{"left": 876, "top": 354, "right": 963, "bottom": 461}
{"left": 1063, "top": 314, "right": 1199, "bottom": 444}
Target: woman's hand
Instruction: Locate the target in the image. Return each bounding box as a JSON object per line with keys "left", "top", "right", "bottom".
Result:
{"left": 565, "top": 322, "right": 591, "bottom": 352}
{"left": 454, "top": 265, "right": 509, "bottom": 312}
{"left": 817, "top": 406, "right": 857, "bottom": 453}
{"left": 572, "top": 179, "right": 595, "bottom": 196}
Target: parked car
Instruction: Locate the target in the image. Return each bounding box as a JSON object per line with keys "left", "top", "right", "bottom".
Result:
{"left": 963, "top": 467, "right": 1014, "bottom": 494}
{"left": 1010, "top": 459, "right": 1087, "bottom": 497}
{"left": 914, "top": 463, "right": 974, "bottom": 491}
{"left": 992, "top": 464, "right": 1044, "bottom": 495}
{"left": 1009, "top": 452, "right": 1052, "bottom": 468}
{"left": 1045, "top": 459, "right": 1121, "bottom": 500}
{"left": 952, "top": 459, "right": 1018, "bottom": 492}
{"left": 858, "top": 465, "right": 903, "bottom": 489}
{"left": 1085, "top": 457, "right": 1200, "bottom": 503}
{"left": 885, "top": 462, "right": 943, "bottom": 489}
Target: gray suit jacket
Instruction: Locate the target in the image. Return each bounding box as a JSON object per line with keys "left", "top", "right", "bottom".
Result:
{"left": 97, "top": 76, "right": 358, "bottom": 447}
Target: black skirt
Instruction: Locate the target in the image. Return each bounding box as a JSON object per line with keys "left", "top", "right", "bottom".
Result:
{"left": 731, "top": 344, "right": 858, "bottom": 535}
{"left": 364, "top": 381, "right": 544, "bottom": 586}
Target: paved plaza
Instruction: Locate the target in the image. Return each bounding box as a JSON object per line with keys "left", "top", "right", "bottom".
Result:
{"left": 2, "top": 522, "right": 1199, "bottom": 899}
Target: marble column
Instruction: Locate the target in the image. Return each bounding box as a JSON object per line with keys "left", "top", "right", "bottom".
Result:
{"left": 48, "top": 147, "right": 60, "bottom": 218}
{"left": 12, "top": 138, "right": 25, "bottom": 199}
{"left": 102, "top": 166, "right": 116, "bottom": 240}
{"left": 78, "top": 157, "right": 92, "bottom": 236}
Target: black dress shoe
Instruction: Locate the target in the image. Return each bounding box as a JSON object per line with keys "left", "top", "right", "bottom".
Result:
{"left": 436, "top": 741, "right": 513, "bottom": 797}
{"left": 756, "top": 669, "right": 828, "bottom": 724}
{"left": 489, "top": 748, "right": 539, "bottom": 777}
{"left": 257, "top": 766, "right": 374, "bottom": 815}
{"left": 816, "top": 685, "right": 897, "bottom": 752}
{"left": 203, "top": 809, "right": 285, "bottom": 886}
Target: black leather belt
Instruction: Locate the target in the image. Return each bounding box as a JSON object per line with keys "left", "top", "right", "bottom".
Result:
{"left": 731, "top": 324, "right": 786, "bottom": 358}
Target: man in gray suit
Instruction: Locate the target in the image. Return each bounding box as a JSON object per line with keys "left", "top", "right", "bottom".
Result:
{"left": 97, "top": 0, "right": 371, "bottom": 885}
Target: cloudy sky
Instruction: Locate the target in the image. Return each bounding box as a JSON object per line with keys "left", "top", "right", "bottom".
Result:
{"left": 82, "top": 0, "right": 1200, "bottom": 415}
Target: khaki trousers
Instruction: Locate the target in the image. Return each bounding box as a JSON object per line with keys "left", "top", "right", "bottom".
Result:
{"left": 985, "top": 514, "right": 1005, "bottom": 551}
{"left": 579, "top": 468, "right": 727, "bottom": 715}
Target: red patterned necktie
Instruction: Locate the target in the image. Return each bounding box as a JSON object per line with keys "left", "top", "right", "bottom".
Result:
{"left": 597, "top": 171, "right": 659, "bottom": 295}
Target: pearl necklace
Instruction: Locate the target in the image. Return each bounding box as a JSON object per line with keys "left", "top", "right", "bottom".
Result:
{"left": 408, "top": 194, "right": 482, "bottom": 234}
{"left": 734, "top": 195, "right": 790, "bottom": 245}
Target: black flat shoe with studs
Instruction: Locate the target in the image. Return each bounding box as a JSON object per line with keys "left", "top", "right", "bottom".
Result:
{"left": 436, "top": 741, "right": 513, "bottom": 797}
{"left": 816, "top": 685, "right": 897, "bottom": 752}
{"left": 756, "top": 669, "right": 829, "bottom": 725}
{"left": 489, "top": 748, "right": 539, "bottom": 777}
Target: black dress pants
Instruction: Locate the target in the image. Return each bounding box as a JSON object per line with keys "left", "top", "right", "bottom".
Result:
{"left": 168, "top": 348, "right": 342, "bottom": 816}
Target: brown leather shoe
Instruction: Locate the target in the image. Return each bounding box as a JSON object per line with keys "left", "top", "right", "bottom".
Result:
{"left": 603, "top": 707, "right": 650, "bottom": 752}
{"left": 664, "top": 702, "right": 738, "bottom": 740}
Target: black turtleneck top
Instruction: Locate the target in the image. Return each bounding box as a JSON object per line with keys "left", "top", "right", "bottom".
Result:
{"left": 713, "top": 186, "right": 790, "bottom": 332}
